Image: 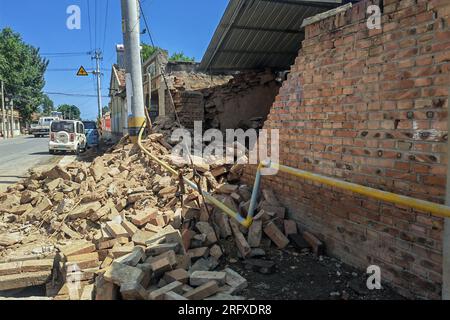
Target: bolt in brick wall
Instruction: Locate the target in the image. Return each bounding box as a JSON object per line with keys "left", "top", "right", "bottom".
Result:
{"left": 243, "top": 0, "right": 450, "bottom": 299}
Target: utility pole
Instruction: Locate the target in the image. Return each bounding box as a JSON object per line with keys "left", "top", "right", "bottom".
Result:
{"left": 121, "top": 0, "right": 145, "bottom": 143}
{"left": 1, "top": 80, "right": 6, "bottom": 139}
{"left": 9, "top": 99, "right": 14, "bottom": 138}
{"left": 92, "top": 50, "right": 103, "bottom": 123}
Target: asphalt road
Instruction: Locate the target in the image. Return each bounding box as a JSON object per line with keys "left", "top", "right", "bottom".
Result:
{"left": 0, "top": 135, "right": 62, "bottom": 192}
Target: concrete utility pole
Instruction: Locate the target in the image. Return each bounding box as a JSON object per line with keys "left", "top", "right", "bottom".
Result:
{"left": 1, "top": 80, "right": 6, "bottom": 139}
{"left": 121, "top": 0, "right": 145, "bottom": 143}
{"left": 92, "top": 50, "right": 103, "bottom": 122}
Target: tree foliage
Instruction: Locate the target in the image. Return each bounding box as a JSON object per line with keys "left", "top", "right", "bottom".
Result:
{"left": 40, "top": 94, "right": 54, "bottom": 115}
{"left": 169, "top": 51, "right": 195, "bottom": 62}
{"left": 57, "top": 104, "right": 81, "bottom": 120}
{"left": 141, "top": 43, "right": 195, "bottom": 63}
{"left": 102, "top": 105, "right": 109, "bottom": 116}
{"left": 141, "top": 43, "right": 167, "bottom": 62}
{"left": 0, "top": 28, "right": 48, "bottom": 123}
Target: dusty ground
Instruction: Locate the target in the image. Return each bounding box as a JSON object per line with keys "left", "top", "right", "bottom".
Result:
{"left": 219, "top": 239, "right": 404, "bottom": 300}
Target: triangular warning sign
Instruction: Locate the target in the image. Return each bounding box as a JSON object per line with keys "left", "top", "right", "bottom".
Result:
{"left": 76, "top": 66, "right": 89, "bottom": 76}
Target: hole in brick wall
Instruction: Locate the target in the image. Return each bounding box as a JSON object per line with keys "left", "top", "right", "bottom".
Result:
{"left": 394, "top": 119, "right": 400, "bottom": 129}
{"left": 406, "top": 112, "right": 414, "bottom": 119}
{"left": 428, "top": 155, "right": 437, "bottom": 162}
{"left": 426, "top": 111, "right": 434, "bottom": 119}
{"left": 432, "top": 98, "right": 445, "bottom": 108}
{"left": 420, "top": 132, "right": 430, "bottom": 139}
{"left": 403, "top": 132, "right": 413, "bottom": 139}
{"left": 386, "top": 133, "right": 394, "bottom": 139}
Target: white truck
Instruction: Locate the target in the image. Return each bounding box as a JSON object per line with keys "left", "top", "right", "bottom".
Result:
{"left": 30, "top": 116, "right": 60, "bottom": 138}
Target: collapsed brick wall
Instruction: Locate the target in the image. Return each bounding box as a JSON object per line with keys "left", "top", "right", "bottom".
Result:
{"left": 243, "top": 0, "right": 450, "bottom": 299}
{"left": 202, "top": 70, "right": 281, "bottom": 131}
{"left": 164, "top": 70, "right": 281, "bottom": 131}
{"left": 171, "top": 91, "right": 205, "bottom": 129}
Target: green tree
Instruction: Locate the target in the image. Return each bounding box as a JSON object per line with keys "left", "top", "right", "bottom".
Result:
{"left": 57, "top": 104, "right": 81, "bottom": 120}
{"left": 0, "top": 28, "right": 48, "bottom": 123}
{"left": 40, "top": 94, "right": 54, "bottom": 115}
{"left": 102, "top": 105, "right": 109, "bottom": 116}
{"left": 141, "top": 43, "right": 167, "bottom": 62}
{"left": 169, "top": 51, "right": 195, "bottom": 62}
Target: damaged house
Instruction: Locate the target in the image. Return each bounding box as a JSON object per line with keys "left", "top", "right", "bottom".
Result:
{"left": 101, "top": 0, "right": 450, "bottom": 300}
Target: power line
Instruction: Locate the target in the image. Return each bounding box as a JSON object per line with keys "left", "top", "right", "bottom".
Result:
{"left": 41, "top": 52, "right": 91, "bottom": 58}
{"left": 46, "top": 68, "right": 110, "bottom": 72}
{"left": 86, "top": 0, "right": 93, "bottom": 52}
{"left": 41, "top": 52, "right": 90, "bottom": 56}
{"left": 102, "top": 0, "right": 110, "bottom": 52}
{"left": 94, "top": 0, "right": 98, "bottom": 49}
{"left": 45, "top": 91, "right": 109, "bottom": 98}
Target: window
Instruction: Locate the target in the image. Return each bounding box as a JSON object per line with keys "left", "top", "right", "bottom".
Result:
{"left": 147, "top": 62, "right": 157, "bottom": 78}
{"left": 51, "top": 121, "right": 75, "bottom": 133}
{"left": 83, "top": 121, "right": 97, "bottom": 130}
{"left": 76, "top": 122, "right": 84, "bottom": 134}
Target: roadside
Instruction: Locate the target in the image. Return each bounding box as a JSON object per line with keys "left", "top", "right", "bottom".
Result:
{"left": 0, "top": 135, "right": 74, "bottom": 192}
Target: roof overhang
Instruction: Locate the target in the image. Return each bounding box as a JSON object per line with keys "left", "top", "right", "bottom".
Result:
{"left": 200, "top": 0, "right": 343, "bottom": 72}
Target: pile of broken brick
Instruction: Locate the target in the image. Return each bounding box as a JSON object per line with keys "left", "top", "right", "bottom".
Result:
{"left": 0, "top": 133, "right": 321, "bottom": 300}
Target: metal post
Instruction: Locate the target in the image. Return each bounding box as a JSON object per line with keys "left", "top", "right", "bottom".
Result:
{"left": 443, "top": 85, "right": 450, "bottom": 300}
{"left": 9, "top": 99, "right": 14, "bottom": 138}
{"left": 121, "top": 0, "right": 145, "bottom": 143}
{"left": 1, "top": 80, "right": 6, "bottom": 139}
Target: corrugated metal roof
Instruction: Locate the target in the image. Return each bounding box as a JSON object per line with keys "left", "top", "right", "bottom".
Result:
{"left": 200, "top": 0, "right": 343, "bottom": 72}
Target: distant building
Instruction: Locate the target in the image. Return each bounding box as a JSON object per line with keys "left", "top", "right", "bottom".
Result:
{"left": 108, "top": 64, "right": 127, "bottom": 137}
{"left": 101, "top": 111, "right": 111, "bottom": 132}
{"left": 0, "top": 109, "right": 22, "bottom": 137}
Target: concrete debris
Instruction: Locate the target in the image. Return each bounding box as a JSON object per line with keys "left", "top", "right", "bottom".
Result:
{"left": 0, "top": 132, "right": 317, "bottom": 300}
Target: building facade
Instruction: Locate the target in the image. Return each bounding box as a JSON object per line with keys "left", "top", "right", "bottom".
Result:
{"left": 0, "top": 109, "right": 21, "bottom": 138}
{"left": 108, "top": 64, "right": 127, "bottom": 137}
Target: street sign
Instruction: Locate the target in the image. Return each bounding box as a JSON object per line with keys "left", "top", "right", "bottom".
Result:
{"left": 76, "top": 66, "right": 89, "bottom": 76}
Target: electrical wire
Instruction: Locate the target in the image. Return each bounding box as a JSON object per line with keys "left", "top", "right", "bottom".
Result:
{"left": 45, "top": 91, "right": 109, "bottom": 98}
{"left": 41, "top": 52, "right": 91, "bottom": 57}
{"left": 102, "top": 0, "right": 110, "bottom": 53}
{"left": 86, "top": 0, "right": 93, "bottom": 52}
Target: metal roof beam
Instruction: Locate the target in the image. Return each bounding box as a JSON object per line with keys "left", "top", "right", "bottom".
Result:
{"left": 258, "top": 0, "right": 342, "bottom": 9}
{"left": 229, "top": 25, "right": 305, "bottom": 34}
{"left": 220, "top": 49, "right": 298, "bottom": 55}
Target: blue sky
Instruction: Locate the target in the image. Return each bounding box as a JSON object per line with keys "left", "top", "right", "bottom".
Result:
{"left": 0, "top": 0, "right": 228, "bottom": 120}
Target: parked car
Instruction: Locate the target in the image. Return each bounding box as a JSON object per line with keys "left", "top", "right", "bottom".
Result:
{"left": 31, "top": 116, "right": 60, "bottom": 137}
{"left": 49, "top": 120, "right": 87, "bottom": 155}
{"left": 82, "top": 121, "right": 99, "bottom": 147}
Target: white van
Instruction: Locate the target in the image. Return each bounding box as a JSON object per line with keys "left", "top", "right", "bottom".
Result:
{"left": 49, "top": 120, "right": 87, "bottom": 154}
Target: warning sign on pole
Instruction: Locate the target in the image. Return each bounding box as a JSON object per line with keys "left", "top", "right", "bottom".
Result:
{"left": 76, "top": 66, "right": 89, "bottom": 76}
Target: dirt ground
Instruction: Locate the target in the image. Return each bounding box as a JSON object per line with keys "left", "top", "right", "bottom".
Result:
{"left": 219, "top": 239, "right": 405, "bottom": 300}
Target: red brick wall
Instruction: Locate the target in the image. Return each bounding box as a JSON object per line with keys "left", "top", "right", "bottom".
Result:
{"left": 243, "top": 0, "right": 450, "bottom": 299}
